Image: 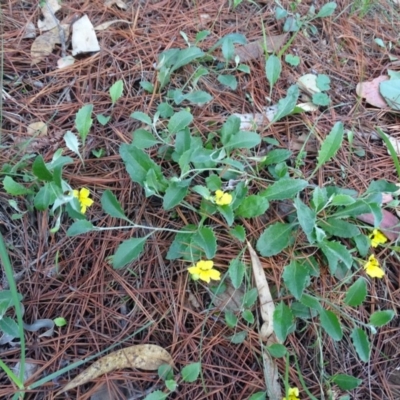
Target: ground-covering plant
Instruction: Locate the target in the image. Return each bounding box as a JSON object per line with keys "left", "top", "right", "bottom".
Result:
{"left": 1, "top": 1, "right": 398, "bottom": 398}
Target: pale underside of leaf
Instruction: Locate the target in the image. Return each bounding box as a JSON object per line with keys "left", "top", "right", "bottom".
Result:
{"left": 56, "top": 344, "right": 174, "bottom": 395}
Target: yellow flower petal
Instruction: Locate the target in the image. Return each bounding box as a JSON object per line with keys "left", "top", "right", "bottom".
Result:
{"left": 282, "top": 387, "right": 300, "bottom": 400}
{"left": 214, "top": 190, "right": 232, "bottom": 206}
{"left": 369, "top": 229, "right": 387, "bottom": 248}
{"left": 188, "top": 260, "right": 220, "bottom": 283}
{"left": 364, "top": 254, "right": 385, "bottom": 278}
{"left": 72, "top": 188, "right": 94, "bottom": 214}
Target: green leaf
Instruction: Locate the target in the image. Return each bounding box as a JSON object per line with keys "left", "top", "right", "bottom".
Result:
{"left": 316, "top": 74, "right": 331, "bottom": 91}
{"left": 221, "top": 37, "right": 234, "bottom": 60}
{"left": 109, "top": 80, "right": 124, "bottom": 105}
{"left": 157, "top": 102, "right": 174, "bottom": 118}
{"left": 243, "top": 288, "right": 258, "bottom": 308}
{"left": 248, "top": 392, "right": 266, "bottom": 400}
{"left": 320, "top": 309, "right": 343, "bottom": 341}
{"left": 318, "top": 218, "right": 360, "bottom": 238}
{"left": 228, "top": 258, "right": 246, "bottom": 289}
{"left": 92, "top": 148, "right": 105, "bottom": 158}
{"left": 163, "top": 180, "right": 190, "bottom": 210}
{"left": 263, "top": 149, "right": 292, "bottom": 165}
{"left": 319, "top": 239, "right": 353, "bottom": 273}
{"left": 242, "top": 309, "right": 254, "bottom": 324}
{"left": 380, "top": 79, "right": 400, "bottom": 110}
{"left": 265, "top": 55, "right": 282, "bottom": 89}
{"left": 217, "top": 74, "right": 238, "bottom": 90}
{"left": 225, "top": 130, "right": 261, "bottom": 151}
{"left": 229, "top": 225, "right": 246, "bottom": 242}
{"left": 228, "top": 330, "right": 247, "bottom": 344}
{"left": 332, "top": 374, "right": 362, "bottom": 390}
{"left": 285, "top": 54, "right": 300, "bottom": 67}
{"left": 140, "top": 81, "right": 154, "bottom": 93}
{"left": 143, "top": 391, "right": 168, "bottom": 400}
{"left": 63, "top": 131, "right": 82, "bottom": 161}
{"left": 75, "top": 104, "right": 93, "bottom": 145}
{"left": 34, "top": 183, "right": 57, "bottom": 210}
{"left": 353, "top": 234, "right": 370, "bottom": 257}
{"left": 350, "top": 327, "right": 370, "bottom": 362}
{"left": 165, "top": 379, "right": 178, "bottom": 391}
{"left": 294, "top": 196, "right": 316, "bottom": 243}
{"left": 96, "top": 114, "right": 111, "bottom": 125}
{"left": 205, "top": 175, "right": 221, "bottom": 191}
{"left": 32, "top": 155, "right": 53, "bottom": 181}
{"left": 130, "top": 111, "right": 152, "bottom": 125}
{"left": 237, "top": 64, "right": 250, "bottom": 73}
{"left": 195, "top": 30, "right": 210, "bottom": 43}
{"left": 101, "top": 190, "right": 129, "bottom": 221}
{"left": 0, "top": 316, "right": 19, "bottom": 337}
{"left": 113, "top": 237, "right": 147, "bottom": 269}
{"left": 166, "top": 225, "right": 198, "bottom": 261}
{"left": 261, "top": 178, "right": 308, "bottom": 201}
{"left": 235, "top": 195, "right": 269, "bottom": 218}
{"left": 291, "top": 301, "right": 318, "bottom": 319}
{"left": 332, "top": 200, "right": 371, "bottom": 219}
{"left": 218, "top": 204, "right": 234, "bottom": 226}
{"left": 3, "top": 176, "right": 31, "bottom": 196}
{"left": 300, "top": 294, "right": 322, "bottom": 312}
{"left": 67, "top": 220, "right": 94, "bottom": 236}
{"left": 120, "top": 144, "right": 166, "bottom": 186}
{"left": 272, "top": 84, "right": 299, "bottom": 122}
{"left": 312, "top": 92, "right": 330, "bottom": 106}
{"left": 225, "top": 310, "right": 238, "bottom": 328}
{"left": 344, "top": 277, "right": 367, "bottom": 307}
{"left": 316, "top": 2, "right": 337, "bottom": 18}
{"left": 183, "top": 90, "right": 213, "bottom": 104}
{"left": 331, "top": 194, "right": 356, "bottom": 206}
{"left": 171, "top": 47, "right": 204, "bottom": 72}
{"left": 316, "top": 122, "right": 344, "bottom": 170}
{"left": 54, "top": 317, "right": 67, "bottom": 327}
{"left": 257, "top": 222, "right": 293, "bottom": 256}
{"left": 311, "top": 186, "right": 328, "bottom": 212}
{"left": 369, "top": 310, "right": 395, "bottom": 327}
{"left": 220, "top": 115, "right": 240, "bottom": 145}
{"left": 181, "top": 362, "right": 201, "bottom": 383}
{"left": 282, "top": 260, "right": 310, "bottom": 300}
{"left": 273, "top": 302, "right": 294, "bottom": 342}
{"left": 132, "top": 129, "right": 160, "bottom": 149}
{"left": 192, "top": 227, "right": 217, "bottom": 259}
{"left": 267, "top": 343, "right": 287, "bottom": 358}
{"left": 275, "top": 6, "right": 288, "bottom": 20}
{"left": 168, "top": 110, "right": 193, "bottom": 134}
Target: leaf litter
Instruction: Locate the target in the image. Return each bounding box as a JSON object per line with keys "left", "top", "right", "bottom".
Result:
{"left": 56, "top": 344, "right": 174, "bottom": 395}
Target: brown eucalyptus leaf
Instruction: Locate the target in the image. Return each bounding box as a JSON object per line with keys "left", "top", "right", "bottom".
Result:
{"left": 262, "top": 352, "right": 282, "bottom": 400}
{"left": 56, "top": 344, "right": 174, "bottom": 395}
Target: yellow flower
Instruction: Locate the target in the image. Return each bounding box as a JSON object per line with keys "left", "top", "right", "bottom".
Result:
{"left": 187, "top": 260, "right": 221, "bottom": 283}
{"left": 369, "top": 229, "right": 387, "bottom": 248}
{"left": 214, "top": 190, "right": 232, "bottom": 206}
{"left": 364, "top": 254, "right": 385, "bottom": 278}
{"left": 72, "top": 188, "right": 94, "bottom": 214}
{"left": 282, "top": 387, "right": 300, "bottom": 400}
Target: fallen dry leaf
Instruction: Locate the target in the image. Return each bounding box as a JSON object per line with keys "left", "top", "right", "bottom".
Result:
{"left": 72, "top": 15, "right": 100, "bottom": 56}
{"left": 94, "top": 19, "right": 132, "bottom": 31}
{"left": 262, "top": 352, "right": 282, "bottom": 400}
{"left": 357, "top": 210, "right": 400, "bottom": 242}
{"left": 56, "top": 344, "right": 174, "bottom": 395}
{"left": 231, "top": 34, "right": 288, "bottom": 62}
{"left": 31, "top": 24, "right": 70, "bottom": 64}
{"left": 57, "top": 55, "right": 75, "bottom": 69}
{"left": 234, "top": 106, "right": 277, "bottom": 130}
{"left": 37, "top": 0, "right": 62, "bottom": 32}
{"left": 104, "top": 0, "right": 128, "bottom": 9}
{"left": 297, "top": 73, "right": 320, "bottom": 95}
{"left": 356, "top": 76, "right": 389, "bottom": 108}
{"left": 22, "top": 22, "right": 36, "bottom": 39}
{"left": 211, "top": 280, "right": 244, "bottom": 312}
{"left": 386, "top": 135, "right": 400, "bottom": 155}
{"left": 27, "top": 121, "right": 48, "bottom": 137}
{"left": 247, "top": 241, "right": 279, "bottom": 344}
